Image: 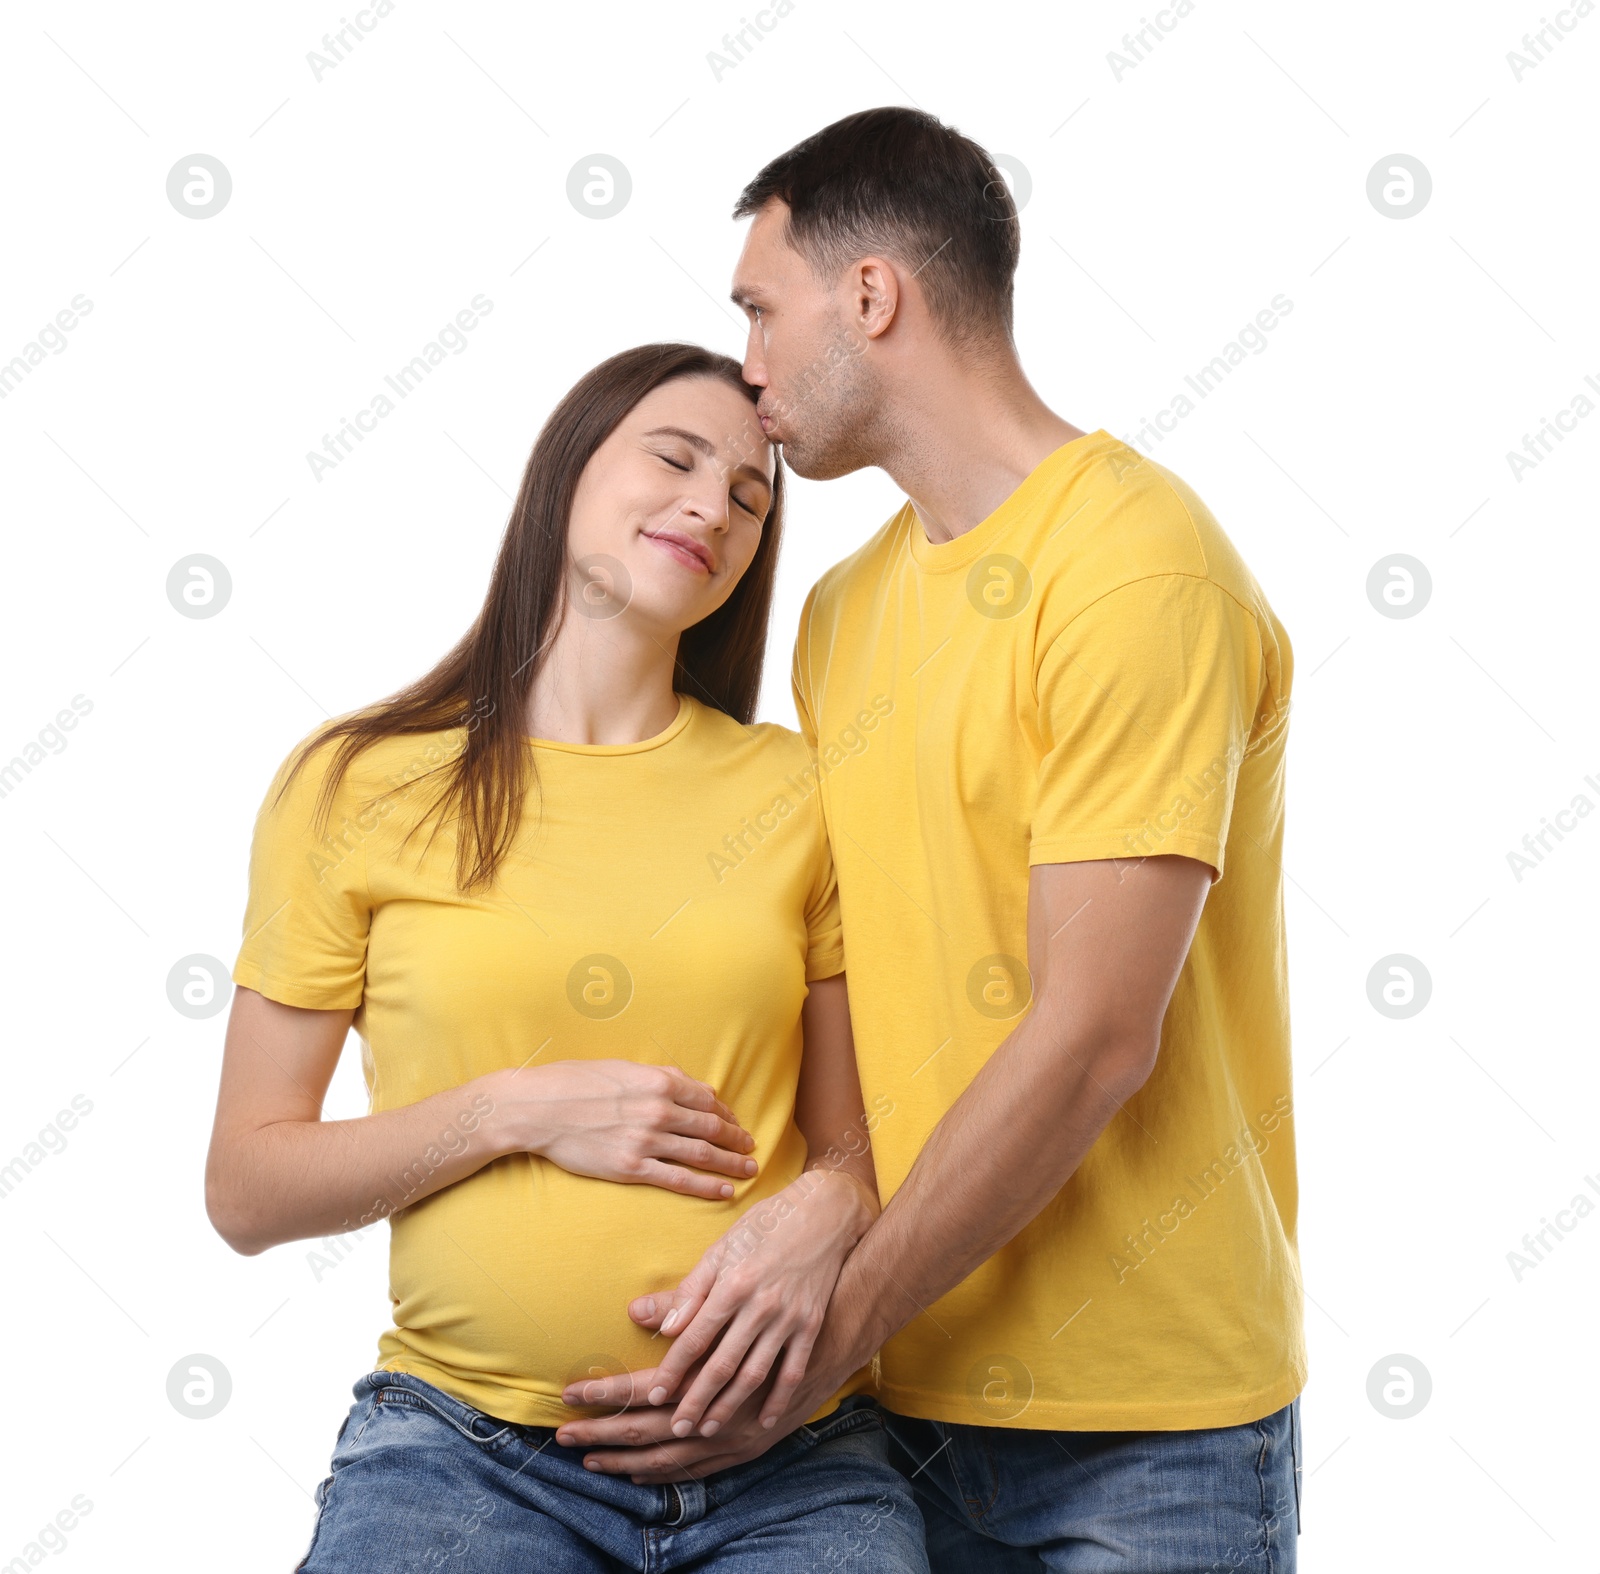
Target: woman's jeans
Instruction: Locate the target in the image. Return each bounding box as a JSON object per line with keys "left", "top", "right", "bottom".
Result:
{"left": 881, "top": 1398, "right": 1302, "bottom": 1573}
{"left": 295, "top": 1369, "right": 929, "bottom": 1572}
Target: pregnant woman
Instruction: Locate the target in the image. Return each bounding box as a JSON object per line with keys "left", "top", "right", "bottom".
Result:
{"left": 205, "top": 342, "right": 927, "bottom": 1572}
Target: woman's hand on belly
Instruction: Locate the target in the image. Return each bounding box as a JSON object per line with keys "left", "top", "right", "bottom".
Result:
{"left": 486, "top": 1060, "right": 758, "bottom": 1199}
{"left": 564, "top": 1165, "right": 877, "bottom": 1437}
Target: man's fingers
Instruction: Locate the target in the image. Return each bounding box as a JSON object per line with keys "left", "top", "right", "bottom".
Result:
{"left": 629, "top": 1282, "right": 709, "bottom": 1335}
{"left": 630, "top": 1244, "right": 722, "bottom": 1332}
{"left": 666, "top": 1313, "right": 764, "bottom": 1434}
{"left": 689, "top": 1327, "right": 787, "bottom": 1436}
{"left": 756, "top": 1336, "right": 814, "bottom": 1429}
{"left": 628, "top": 1291, "right": 684, "bottom": 1330}
{"left": 647, "top": 1297, "right": 736, "bottom": 1400}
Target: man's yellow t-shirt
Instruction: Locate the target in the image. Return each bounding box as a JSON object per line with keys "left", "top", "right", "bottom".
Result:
{"left": 232, "top": 694, "right": 869, "bottom": 1427}
{"left": 792, "top": 430, "right": 1306, "bottom": 1431}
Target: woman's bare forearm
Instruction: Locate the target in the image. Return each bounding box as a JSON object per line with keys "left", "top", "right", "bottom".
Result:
{"left": 208, "top": 1069, "right": 524, "bottom": 1256}
{"left": 795, "top": 972, "right": 881, "bottom": 1230}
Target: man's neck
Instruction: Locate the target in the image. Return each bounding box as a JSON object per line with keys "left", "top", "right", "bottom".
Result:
{"left": 875, "top": 353, "right": 1089, "bottom": 544}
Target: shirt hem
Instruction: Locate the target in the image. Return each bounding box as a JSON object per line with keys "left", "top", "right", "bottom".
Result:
{"left": 804, "top": 946, "right": 846, "bottom": 983}
{"left": 875, "top": 1363, "right": 1307, "bottom": 1433}
{"left": 230, "top": 960, "right": 363, "bottom": 1012}
{"left": 1028, "top": 831, "right": 1224, "bottom": 883}
{"left": 376, "top": 1350, "right": 872, "bottom": 1431}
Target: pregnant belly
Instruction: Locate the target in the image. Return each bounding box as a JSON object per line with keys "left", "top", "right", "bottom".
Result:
{"left": 376, "top": 1149, "right": 792, "bottom": 1428}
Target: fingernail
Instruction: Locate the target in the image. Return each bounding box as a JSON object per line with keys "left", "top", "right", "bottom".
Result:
{"left": 763, "top": 1417, "right": 777, "bottom": 1429}
{"left": 672, "top": 1420, "right": 692, "bottom": 1437}
{"left": 702, "top": 1420, "right": 720, "bottom": 1437}
{"left": 648, "top": 1387, "right": 668, "bottom": 1406}
{"left": 660, "top": 1308, "right": 679, "bottom": 1333}
{"left": 583, "top": 1458, "right": 599, "bottom": 1470}
{"left": 638, "top": 1297, "right": 655, "bottom": 1319}
{"left": 556, "top": 1431, "right": 571, "bottom": 1444}
{"left": 582, "top": 1382, "right": 602, "bottom": 1402}
{"left": 720, "top": 1183, "right": 733, "bottom": 1197}
{"left": 743, "top": 1159, "right": 757, "bottom": 1174}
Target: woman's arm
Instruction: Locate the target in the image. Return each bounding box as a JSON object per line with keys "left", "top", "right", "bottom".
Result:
{"left": 570, "top": 973, "right": 880, "bottom": 1436}
{"left": 205, "top": 986, "right": 760, "bottom": 1256}
{"left": 793, "top": 972, "right": 881, "bottom": 1203}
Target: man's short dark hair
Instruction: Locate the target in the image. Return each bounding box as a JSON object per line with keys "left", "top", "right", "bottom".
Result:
{"left": 733, "top": 106, "right": 1019, "bottom": 348}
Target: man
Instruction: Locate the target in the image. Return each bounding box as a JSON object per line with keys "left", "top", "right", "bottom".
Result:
{"left": 558, "top": 106, "right": 1306, "bottom": 1570}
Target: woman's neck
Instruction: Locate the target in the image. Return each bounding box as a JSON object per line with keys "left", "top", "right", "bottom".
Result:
{"left": 523, "top": 612, "right": 681, "bottom": 746}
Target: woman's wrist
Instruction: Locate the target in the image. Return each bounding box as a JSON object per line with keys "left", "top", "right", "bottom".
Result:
{"left": 474, "top": 1065, "right": 548, "bottom": 1158}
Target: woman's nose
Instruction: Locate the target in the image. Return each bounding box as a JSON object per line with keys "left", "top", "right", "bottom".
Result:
{"left": 681, "top": 488, "right": 729, "bottom": 532}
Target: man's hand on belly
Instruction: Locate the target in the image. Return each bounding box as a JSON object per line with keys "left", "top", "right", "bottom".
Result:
{"left": 554, "top": 1255, "right": 879, "bottom": 1481}
{"left": 558, "top": 1168, "right": 874, "bottom": 1445}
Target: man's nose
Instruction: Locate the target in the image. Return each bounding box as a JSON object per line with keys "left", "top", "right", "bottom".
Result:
{"left": 741, "top": 325, "right": 767, "bottom": 387}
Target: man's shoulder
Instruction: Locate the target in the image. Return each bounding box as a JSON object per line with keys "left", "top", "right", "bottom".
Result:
{"left": 801, "top": 507, "right": 910, "bottom": 627}
{"left": 1039, "top": 442, "right": 1282, "bottom": 640}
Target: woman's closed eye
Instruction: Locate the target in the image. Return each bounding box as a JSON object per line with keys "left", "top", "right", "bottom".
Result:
{"left": 658, "top": 451, "right": 763, "bottom": 517}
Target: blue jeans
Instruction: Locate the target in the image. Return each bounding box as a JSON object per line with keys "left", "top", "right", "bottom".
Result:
{"left": 882, "top": 1399, "right": 1301, "bottom": 1573}
{"left": 296, "top": 1369, "right": 928, "bottom": 1572}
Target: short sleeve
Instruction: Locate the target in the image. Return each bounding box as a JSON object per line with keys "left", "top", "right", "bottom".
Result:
{"left": 800, "top": 774, "right": 845, "bottom": 982}
{"left": 1031, "top": 575, "right": 1264, "bottom": 884}
{"left": 232, "top": 735, "right": 371, "bottom": 1009}
{"left": 790, "top": 581, "right": 821, "bottom": 751}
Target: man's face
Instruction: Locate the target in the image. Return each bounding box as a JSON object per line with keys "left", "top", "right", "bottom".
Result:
{"left": 730, "top": 200, "right": 881, "bottom": 480}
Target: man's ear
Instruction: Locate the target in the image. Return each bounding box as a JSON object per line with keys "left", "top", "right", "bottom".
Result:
{"left": 852, "top": 254, "right": 901, "bottom": 340}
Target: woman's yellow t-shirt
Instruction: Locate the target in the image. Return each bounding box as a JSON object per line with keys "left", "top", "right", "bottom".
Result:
{"left": 231, "top": 694, "right": 858, "bottom": 1427}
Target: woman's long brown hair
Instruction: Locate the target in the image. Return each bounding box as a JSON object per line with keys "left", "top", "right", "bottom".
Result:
{"left": 272, "top": 342, "right": 786, "bottom": 893}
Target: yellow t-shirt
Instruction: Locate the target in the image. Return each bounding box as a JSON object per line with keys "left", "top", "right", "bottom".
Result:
{"left": 792, "top": 430, "right": 1306, "bottom": 1430}
{"left": 232, "top": 694, "right": 867, "bottom": 1427}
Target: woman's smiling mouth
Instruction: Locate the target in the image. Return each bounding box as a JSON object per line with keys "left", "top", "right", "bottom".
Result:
{"left": 643, "top": 527, "right": 716, "bottom": 574}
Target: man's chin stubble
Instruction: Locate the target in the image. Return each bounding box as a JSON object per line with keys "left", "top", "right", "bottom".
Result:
{"left": 779, "top": 438, "right": 872, "bottom": 482}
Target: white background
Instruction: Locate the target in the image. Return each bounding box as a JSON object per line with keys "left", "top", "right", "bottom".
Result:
{"left": 2, "top": 0, "right": 1595, "bottom": 1567}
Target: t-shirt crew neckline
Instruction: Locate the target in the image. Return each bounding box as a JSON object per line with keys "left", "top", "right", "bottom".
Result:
{"left": 906, "top": 428, "right": 1115, "bottom": 573}
{"left": 524, "top": 692, "right": 695, "bottom": 755}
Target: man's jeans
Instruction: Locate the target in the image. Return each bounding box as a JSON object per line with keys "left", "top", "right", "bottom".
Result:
{"left": 295, "top": 1369, "right": 928, "bottom": 1573}
{"left": 882, "top": 1398, "right": 1301, "bottom": 1573}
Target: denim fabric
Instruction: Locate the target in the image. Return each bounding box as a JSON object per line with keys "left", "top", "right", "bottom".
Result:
{"left": 296, "top": 1369, "right": 928, "bottom": 1572}
{"left": 881, "top": 1399, "right": 1301, "bottom": 1573}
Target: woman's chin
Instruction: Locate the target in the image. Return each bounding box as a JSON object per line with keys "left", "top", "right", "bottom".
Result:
{"left": 624, "top": 580, "right": 725, "bottom": 635}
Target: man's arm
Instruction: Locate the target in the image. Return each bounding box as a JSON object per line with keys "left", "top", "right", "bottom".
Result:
{"left": 819, "top": 852, "right": 1209, "bottom": 1378}
{"left": 558, "top": 850, "right": 1211, "bottom": 1476}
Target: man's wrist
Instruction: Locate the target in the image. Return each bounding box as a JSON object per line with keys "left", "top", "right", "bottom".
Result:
{"left": 812, "top": 1252, "right": 891, "bottom": 1390}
